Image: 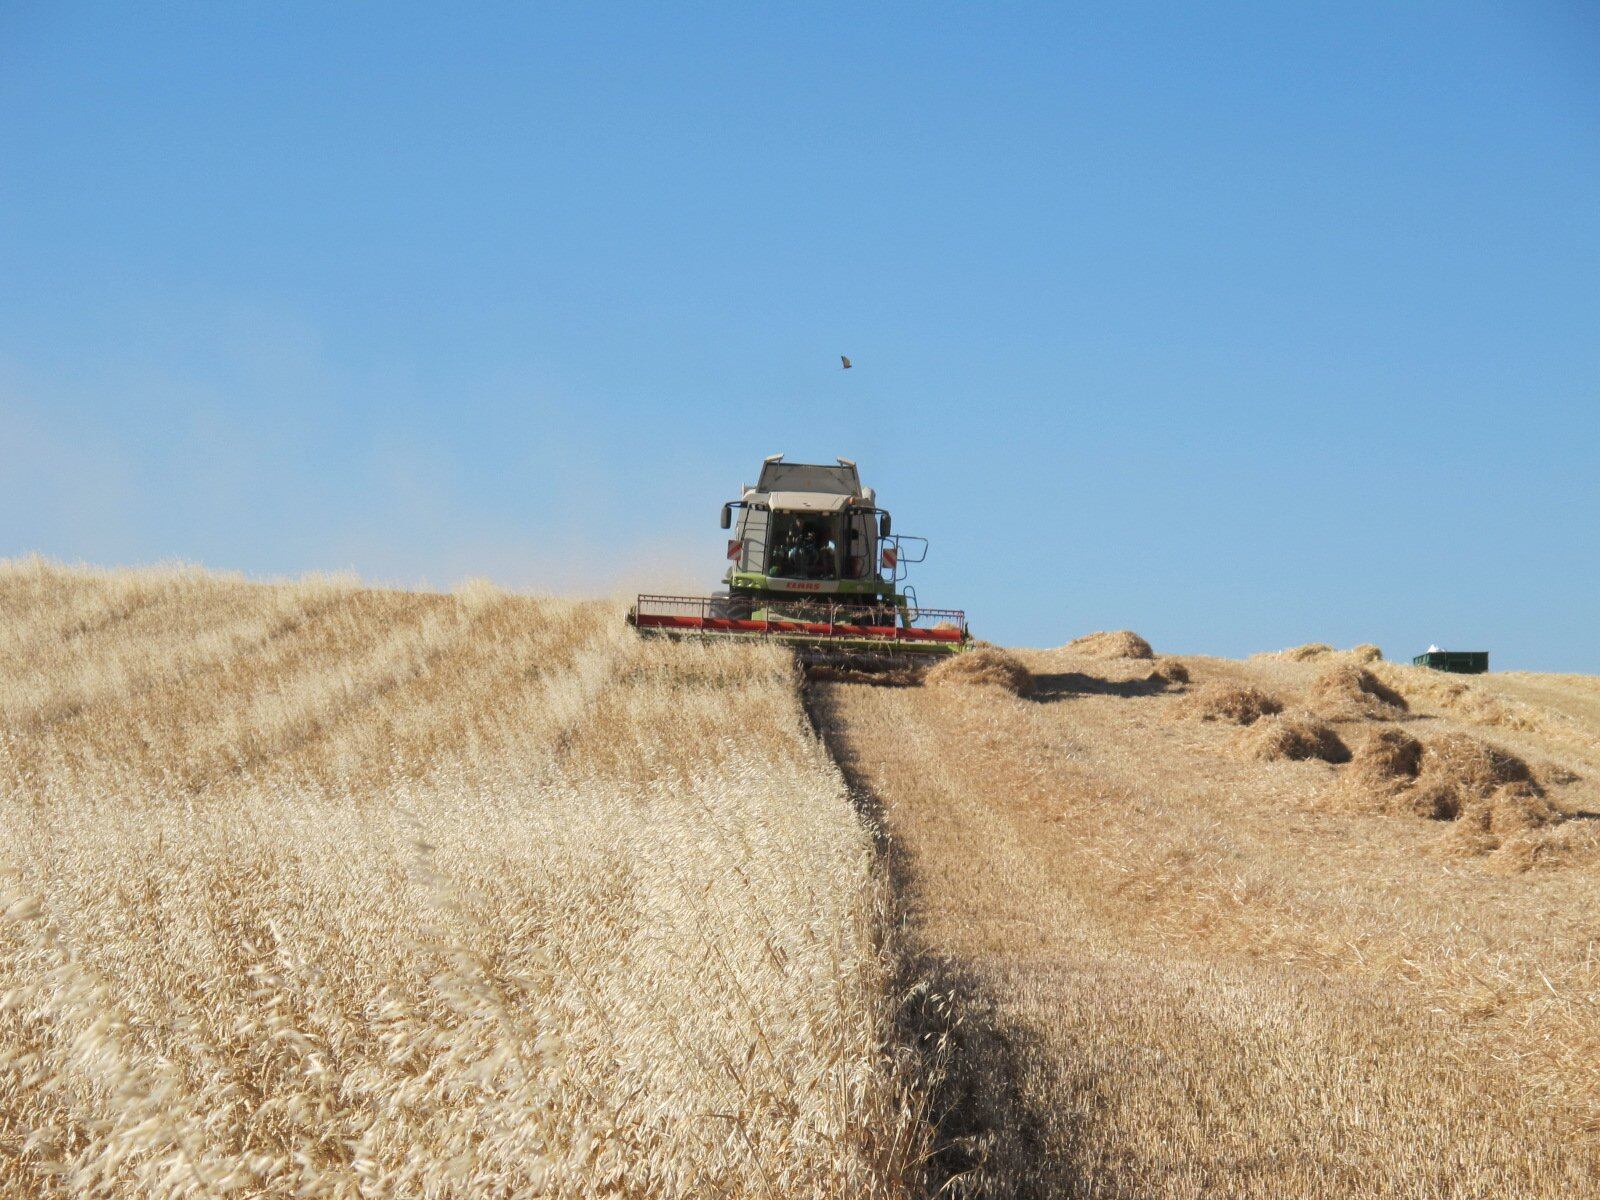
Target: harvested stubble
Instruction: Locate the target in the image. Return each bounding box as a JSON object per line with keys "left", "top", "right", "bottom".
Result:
{"left": 0, "top": 558, "right": 932, "bottom": 1200}
{"left": 1424, "top": 732, "right": 1540, "bottom": 796}
{"left": 1260, "top": 640, "right": 1388, "bottom": 668}
{"left": 925, "top": 648, "right": 1031, "bottom": 695}
{"left": 1368, "top": 662, "right": 1544, "bottom": 733}
{"left": 1344, "top": 726, "right": 1425, "bottom": 802}
{"left": 1308, "top": 664, "right": 1408, "bottom": 720}
{"left": 1231, "top": 711, "right": 1350, "bottom": 763}
{"left": 814, "top": 644, "right": 1600, "bottom": 1197}
{"left": 1421, "top": 735, "right": 1561, "bottom": 851}
{"left": 1063, "top": 630, "right": 1154, "bottom": 660}
{"left": 1259, "top": 643, "right": 1385, "bottom": 665}
{"left": 1259, "top": 642, "right": 1335, "bottom": 661}
{"left": 1174, "top": 681, "right": 1283, "bottom": 725}
{"left": 1148, "top": 659, "right": 1190, "bottom": 687}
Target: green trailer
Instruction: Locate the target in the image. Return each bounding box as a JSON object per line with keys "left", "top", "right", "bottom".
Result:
{"left": 1412, "top": 650, "right": 1489, "bottom": 674}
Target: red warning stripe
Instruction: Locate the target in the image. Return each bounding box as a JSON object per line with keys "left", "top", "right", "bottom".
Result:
{"left": 632, "top": 613, "right": 964, "bottom": 642}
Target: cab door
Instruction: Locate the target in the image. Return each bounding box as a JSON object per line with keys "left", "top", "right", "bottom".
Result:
{"left": 844, "top": 510, "right": 876, "bottom": 579}
{"left": 736, "top": 507, "right": 770, "bottom": 574}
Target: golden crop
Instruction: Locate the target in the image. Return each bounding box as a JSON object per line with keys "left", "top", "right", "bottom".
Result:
{"left": 9, "top": 560, "right": 1599, "bottom": 1199}
{"left": 0, "top": 559, "right": 930, "bottom": 1199}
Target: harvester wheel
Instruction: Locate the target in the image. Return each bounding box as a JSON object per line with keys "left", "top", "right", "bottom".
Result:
{"left": 708, "top": 592, "right": 754, "bottom": 621}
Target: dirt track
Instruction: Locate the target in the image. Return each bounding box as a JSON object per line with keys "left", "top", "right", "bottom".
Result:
{"left": 812, "top": 649, "right": 1600, "bottom": 1198}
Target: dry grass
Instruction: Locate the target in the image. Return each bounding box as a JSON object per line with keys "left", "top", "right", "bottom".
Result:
{"left": 1343, "top": 725, "right": 1425, "bottom": 801}
{"left": 11, "top": 555, "right": 1600, "bottom": 1198}
{"left": 1230, "top": 710, "right": 1350, "bottom": 763}
{"left": 1147, "top": 658, "right": 1190, "bottom": 687}
{"left": 1257, "top": 642, "right": 1383, "bottom": 664}
{"left": 1306, "top": 663, "right": 1408, "bottom": 720}
{"left": 1256, "top": 641, "right": 1336, "bottom": 661}
{"left": 1409, "top": 734, "right": 1560, "bottom": 853}
{"left": 1340, "top": 727, "right": 1561, "bottom": 849}
{"left": 924, "top": 648, "right": 1031, "bottom": 695}
{"left": 814, "top": 643, "right": 1600, "bottom": 1198}
{"left": 1062, "top": 630, "right": 1154, "bottom": 660}
{"left": 1172, "top": 680, "right": 1283, "bottom": 724}
{"left": 0, "top": 558, "right": 931, "bottom": 1199}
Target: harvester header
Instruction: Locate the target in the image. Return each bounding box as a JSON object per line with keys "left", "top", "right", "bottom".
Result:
{"left": 629, "top": 454, "right": 970, "bottom": 665}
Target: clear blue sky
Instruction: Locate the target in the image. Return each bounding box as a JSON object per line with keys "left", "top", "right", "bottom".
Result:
{"left": 2, "top": 3, "right": 1596, "bottom": 669}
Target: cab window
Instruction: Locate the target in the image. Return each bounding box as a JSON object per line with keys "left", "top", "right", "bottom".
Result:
{"left": 767, "top": 512, "right": 839, "bottom": 579}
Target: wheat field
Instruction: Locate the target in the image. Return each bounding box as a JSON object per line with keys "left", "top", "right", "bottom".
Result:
{"left": 0, "top": 558, "right": 932, "bottom": 1199}
{"left": 8, "top": 558, "right": 1600, "bottom": 1198}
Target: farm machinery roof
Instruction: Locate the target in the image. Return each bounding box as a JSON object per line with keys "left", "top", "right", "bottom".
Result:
{"left": 628, "top": 454, "right": 971, "bottom": 664}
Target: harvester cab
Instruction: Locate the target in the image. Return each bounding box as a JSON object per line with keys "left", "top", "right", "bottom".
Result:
{"left": 629, "top": 454, "right": 970, "bottom": 665}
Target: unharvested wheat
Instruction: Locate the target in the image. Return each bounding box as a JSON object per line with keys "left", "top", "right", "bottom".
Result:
{"left": 0, "top": 559, "right": 934, "bottom": 1200}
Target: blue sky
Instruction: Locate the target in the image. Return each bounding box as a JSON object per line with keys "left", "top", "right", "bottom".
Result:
{"left": 2, "top": 3, "right": 1596, "bottom": 668}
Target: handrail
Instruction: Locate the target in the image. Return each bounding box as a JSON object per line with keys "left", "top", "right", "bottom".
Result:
{"left": 632, "top": 594, "right": 968, "bottom": 642}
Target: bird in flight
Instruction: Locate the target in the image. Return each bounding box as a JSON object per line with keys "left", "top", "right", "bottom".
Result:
{"left": 840, "top": 355, "right": 853, "bottom": 370}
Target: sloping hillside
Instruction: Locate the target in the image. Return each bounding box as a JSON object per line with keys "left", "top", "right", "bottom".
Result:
{"left": 813, "top": 642, "right": 1600, "bottom": 1198}
{"left": 0, "top": 559, "right": 930, "bottom": 1199}
{"left": 7, "top": 561, "right": 1599, "bottom": 1199}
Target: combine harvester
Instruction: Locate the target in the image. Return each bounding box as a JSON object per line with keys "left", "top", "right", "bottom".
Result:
{"left": 629, "top": 454, "right": 971, "bottom": 667}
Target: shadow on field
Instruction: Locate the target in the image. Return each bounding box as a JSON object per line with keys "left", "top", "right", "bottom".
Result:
{"left": 1029, "top": 670, "right": 1177, "bottom": 703}
{"left": 804, "top": 682, "right": 1079, "bottom": 1200}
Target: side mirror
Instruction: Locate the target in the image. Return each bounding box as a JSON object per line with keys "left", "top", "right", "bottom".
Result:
{"left": 720, "top": 504, "right": 732, "bottom": 530}
{"left": 878, "top": 512, "right": 891, "bottom": 538}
